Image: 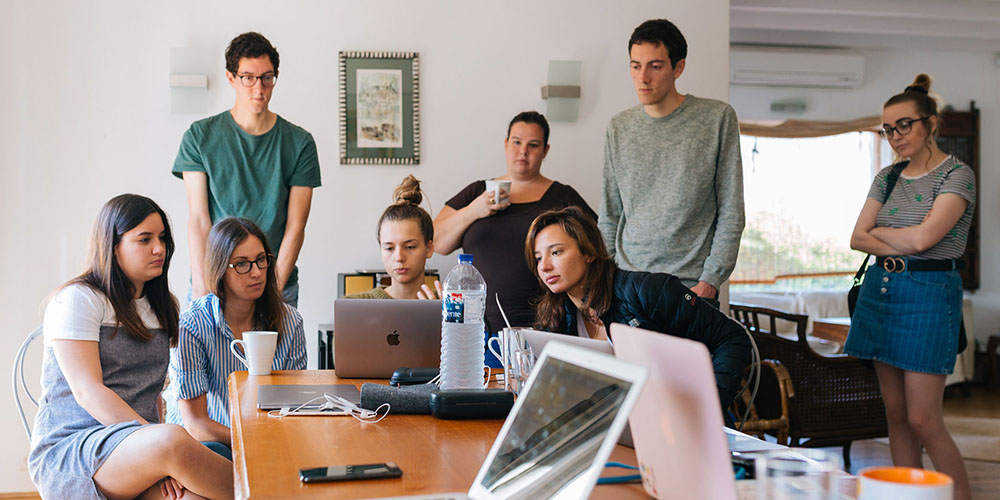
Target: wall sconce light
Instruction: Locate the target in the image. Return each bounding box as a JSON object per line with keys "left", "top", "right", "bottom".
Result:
{"left": 541, "top": 60, "right": 581, "bottom": 122}
{"left": 170, "top": 48, "right": 212, "bottom": 114}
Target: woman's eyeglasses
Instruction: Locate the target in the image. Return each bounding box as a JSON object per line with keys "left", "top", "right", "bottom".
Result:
{"left": 228, "top": 254, "right": 273, "bottom": 274}
{"left": 879, "top": 116, "right": 929, "bottom": 138}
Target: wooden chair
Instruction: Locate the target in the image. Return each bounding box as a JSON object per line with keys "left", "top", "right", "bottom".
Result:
{"left": 732, "top": 359, "right": 793, "bottom": 445}
{"left": 729, "top": 302, "right": 888, "bottom": 467}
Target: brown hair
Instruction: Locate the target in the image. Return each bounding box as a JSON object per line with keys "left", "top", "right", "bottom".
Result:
{"left": 63, "top": 194, "right": 179, "bottom": 344}
{"left": 376, "top": 174, "right": 434, "bottom": 244}
{"left": 884, "top": 73, "right": 943, "bottom": 161}
{"left": 203, "top": 217, "right": 286, "bottom": 336}
{"left": 524, "top": 207, "right": 616, "bottom": 331}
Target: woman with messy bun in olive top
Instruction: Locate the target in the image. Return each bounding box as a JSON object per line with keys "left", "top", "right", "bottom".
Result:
{"left": 847, "top": 73, "right": 973, "bottom": 500}
{"left": 347, "top": 174, "right": 438, "bottom": 300}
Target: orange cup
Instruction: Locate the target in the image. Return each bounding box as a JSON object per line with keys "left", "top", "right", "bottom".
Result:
{"left": 858, "top": 466, "right": 952, "bottom": 500}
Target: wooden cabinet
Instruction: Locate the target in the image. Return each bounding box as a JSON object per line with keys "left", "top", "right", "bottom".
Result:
{"left": 937, "top": 106, "right": 980, "bottom": 289}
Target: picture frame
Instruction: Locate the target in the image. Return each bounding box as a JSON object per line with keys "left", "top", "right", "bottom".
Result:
{"left": 339, "top": 51, "right": 420, "bottom": 165}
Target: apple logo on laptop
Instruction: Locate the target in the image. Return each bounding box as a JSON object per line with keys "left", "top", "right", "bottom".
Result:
{"left": 386, "top": 330, "right": 400, "bottom": 346}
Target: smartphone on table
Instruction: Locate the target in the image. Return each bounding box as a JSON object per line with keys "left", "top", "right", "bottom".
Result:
{"left": 299, "top": 462, "right": 403, "bottom": 483}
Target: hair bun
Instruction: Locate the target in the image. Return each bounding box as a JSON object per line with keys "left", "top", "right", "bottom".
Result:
{"left": 905, "top": 73, "right": 932, "bottom": 94}
{"left": 392, "top": 174, "right": 423, "bottom": 206}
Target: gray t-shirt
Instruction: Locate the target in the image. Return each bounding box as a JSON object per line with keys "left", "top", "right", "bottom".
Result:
{"left": 868, "top": 155, "right": 975, "bottom": 259}
{"left": 599, "top": 95, "right": 745, "bottom": 288}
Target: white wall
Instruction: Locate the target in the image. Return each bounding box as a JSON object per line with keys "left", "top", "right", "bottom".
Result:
{"left": 1, "top": 0, "right": 732, "bottom": 492}
{"left": 729, "top": 47, "right": 1000, "bottom": 347}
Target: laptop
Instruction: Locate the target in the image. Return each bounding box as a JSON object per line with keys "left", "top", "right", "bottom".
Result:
{"left": 520, "top": 328, "right": 615, "bottom": 356}
{"left": 373, "top": 341, "right": 648, "bottom": 500}
{"left": 334, "top": 299, "right": 442, "bottom": 378}
{"left": 257, "top": 384, "right": 361, "bottom": 411}
{"left": 610, "top": 323, "right": 738, "bottom": 500}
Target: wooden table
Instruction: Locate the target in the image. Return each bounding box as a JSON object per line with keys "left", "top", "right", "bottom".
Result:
{"left": 812, "top": 317, "right": 851, "bottom": 344}
{"left": 228, "top": 370, "right": 656, "bottom": 499}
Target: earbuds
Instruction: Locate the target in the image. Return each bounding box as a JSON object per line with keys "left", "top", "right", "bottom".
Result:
{"left": 268, "top": 393, "right": 390, "bottom": 424}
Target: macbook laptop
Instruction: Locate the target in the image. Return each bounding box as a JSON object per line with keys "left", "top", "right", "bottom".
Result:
{"left": 611, "top": 323, "right": 738, "bottom": 500}
{"left": 373, "top": 340, "right": 648, "bottom": 500}
{"left": 334, "top": 299, "right": 442, "bottom": 378}
{"left": 520, "top": 328, "right": 615, "bottom": 357}
{"left": 257, "top": 384, "right": 361, "bottom": 411}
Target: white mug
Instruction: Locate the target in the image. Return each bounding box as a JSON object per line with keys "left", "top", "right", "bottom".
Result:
{"left": 858, "top": 467, "right": 952, "bottom": 500}
{"left": 484, "top": 180, "right": 512, "bottom": 206}
{"left": 230, "top": 331, "right": 278, "bottom": 376}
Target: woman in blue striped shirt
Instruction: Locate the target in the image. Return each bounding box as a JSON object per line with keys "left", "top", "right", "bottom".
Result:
{"left": 168, "top": 217, "right": 307, "bottom": 457}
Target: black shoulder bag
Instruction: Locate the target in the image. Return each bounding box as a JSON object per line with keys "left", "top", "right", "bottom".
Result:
{"left": 847, "top": 161, "right": 907, "bottom": 317}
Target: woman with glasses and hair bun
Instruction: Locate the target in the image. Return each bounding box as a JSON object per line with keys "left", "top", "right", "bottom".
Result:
{"left": 847, "top": 73, "right": 973, "bottom": 500}
{"left": 167, "top": 217, "right": 306, "bottom": 460}
{"left": 30, "top": 194, "right": 233, "bottom": 500}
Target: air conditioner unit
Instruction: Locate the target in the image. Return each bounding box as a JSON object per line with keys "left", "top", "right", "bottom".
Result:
{"left": 730, "top": 46, "right": 864, "bottom": 89}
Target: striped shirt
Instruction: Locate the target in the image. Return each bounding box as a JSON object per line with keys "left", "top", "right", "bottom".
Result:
{"left": 869, "top": 155, "right": 976, "bottom": 259}
{"left": 166, "top": 293, "right": 307, "bottom": 427}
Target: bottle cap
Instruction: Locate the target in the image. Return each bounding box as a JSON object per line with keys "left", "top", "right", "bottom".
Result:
{"left": 459, "top": 254, "right": 473, "bottom": 264}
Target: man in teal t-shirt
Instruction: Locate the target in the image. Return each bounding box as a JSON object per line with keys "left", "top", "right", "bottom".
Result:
{"left": 173, "top": 32, "right": 321, "bottom": 307}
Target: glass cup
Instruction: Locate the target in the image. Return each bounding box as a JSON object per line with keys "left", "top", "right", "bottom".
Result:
{"left": 755, "top": 448, "right": 843, "bottom": 500}
{"left": 230, "top": 331, "right": 278, "bottom": 376}
{"left": 488, "top": 328, "right": 516, "bottom": 391}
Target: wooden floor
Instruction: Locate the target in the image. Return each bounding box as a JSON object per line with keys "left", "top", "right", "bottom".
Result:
{"left": 819, "top": 384, "right": 1000, "bottom": 500}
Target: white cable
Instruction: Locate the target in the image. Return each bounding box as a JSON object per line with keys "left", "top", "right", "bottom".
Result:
{"left": 495, "top": 294, "right": 512, "bottom": 329}
{"left": 734, "top": 322, "right": 761, "bottom": 432}
{"left": 267, "top": 393, "right": 390, "bottom": 424}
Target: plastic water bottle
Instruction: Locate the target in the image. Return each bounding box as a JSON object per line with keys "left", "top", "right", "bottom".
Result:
{"left": 439, "top": 254, "right": 487, "bottom": 390}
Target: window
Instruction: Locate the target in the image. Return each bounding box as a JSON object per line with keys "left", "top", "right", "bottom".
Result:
{"left": 731, "top": 131, "right": 891, "bottom": 291}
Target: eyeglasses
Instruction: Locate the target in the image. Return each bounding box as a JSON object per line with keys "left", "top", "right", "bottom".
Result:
{"left": 236, "top": 73, "right": 277, "bottom": 87}
{"left": 879, "top": 116, "right": 929, "bottom": 138}
{"left": 228, "top": 254, "right": 273, "bottom": 274}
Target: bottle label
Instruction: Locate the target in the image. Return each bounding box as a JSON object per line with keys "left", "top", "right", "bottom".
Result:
{"left": 444, "top": 293, "right": 464, "bottom": 323}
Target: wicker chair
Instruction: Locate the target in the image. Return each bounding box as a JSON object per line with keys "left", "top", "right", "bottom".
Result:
{"left": 732, "top": 359, "right": 793, "bottom": 446}
{"left": 729, "top": 302, "right": 888, "bottom": 467}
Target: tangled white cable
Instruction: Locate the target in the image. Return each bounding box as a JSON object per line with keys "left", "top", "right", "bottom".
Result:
{"left": 267, "top": 393, "right": 390, "bottom": 424}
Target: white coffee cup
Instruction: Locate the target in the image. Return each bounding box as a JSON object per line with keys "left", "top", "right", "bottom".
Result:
{"left": 484, "top": 180, "right": 512, "bottom": 206}
{"left": 230, "top": 331, "right": 278, "bottom": 376}
{"left": 858, "top": 466, "right": 952, "bottom": 500}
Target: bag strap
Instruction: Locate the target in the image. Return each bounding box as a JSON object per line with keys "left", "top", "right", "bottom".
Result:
{"left": 854, "top": 161, "right": 909, "bottom": 284}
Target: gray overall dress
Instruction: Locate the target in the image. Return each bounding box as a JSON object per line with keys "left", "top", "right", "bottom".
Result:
{"left": 28, "top": 324, "right": 169, "bottom": 500}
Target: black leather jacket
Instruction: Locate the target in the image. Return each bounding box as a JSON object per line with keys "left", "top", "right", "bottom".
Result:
{"left": 557, "top": 269, "right": 751, "bottom": 409}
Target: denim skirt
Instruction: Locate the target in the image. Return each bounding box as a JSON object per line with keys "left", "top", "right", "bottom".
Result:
{"left": 844, "top": 265, "right": 962, "bottom": 374}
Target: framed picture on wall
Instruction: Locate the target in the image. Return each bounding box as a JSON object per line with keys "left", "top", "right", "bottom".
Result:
{"left": 339, "top": 51, "right": 420, "bottom": 164}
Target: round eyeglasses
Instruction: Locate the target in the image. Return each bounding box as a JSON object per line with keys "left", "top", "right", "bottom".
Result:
{"left": 879, "top": 116, "right": 929, "bottom": 139}
{"left": 236, "top": 73, "right": 277, "bottom": 88}
{"left": 228, "top": 254, "right": 273, "bottom": 274}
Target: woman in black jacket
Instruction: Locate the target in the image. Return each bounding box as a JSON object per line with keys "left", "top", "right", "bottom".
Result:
{"left": 525, "top": 207, "right": 751, "bottom": 411}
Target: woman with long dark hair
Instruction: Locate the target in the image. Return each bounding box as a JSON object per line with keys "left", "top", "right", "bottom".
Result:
{"left": 525, "top": 206, "right": 750, "bottom": 412}
{"left": 167, "top": 217, "right": 306, "bottom": 458}
{"left": 846, "top": 74, "right": 973, "bottom": 499}
{"left": 30, "top": 194, "right": 232, "bottom": 500}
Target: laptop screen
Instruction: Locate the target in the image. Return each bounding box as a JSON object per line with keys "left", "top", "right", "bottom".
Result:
{"left": 478, "top": 356, "right": 635, "bottom": 499}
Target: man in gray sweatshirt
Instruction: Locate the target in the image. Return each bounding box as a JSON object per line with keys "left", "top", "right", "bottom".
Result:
{"left": 600, "top": 19, "right": 744, "bottom": 306}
